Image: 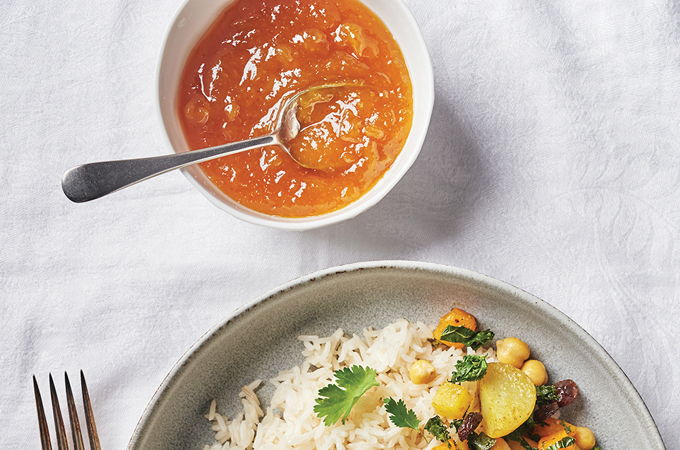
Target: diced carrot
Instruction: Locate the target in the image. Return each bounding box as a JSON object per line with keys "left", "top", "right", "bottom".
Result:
{"left": 433, "top": 441, "right": 469, "bottom": 450}
{"left": 507, "top": 439, "right": 538, "bottom": 450}
{"left": 534, "top": 418, "right": 575, "bottom": 438}
{"left": 537, "top": 430, "right": 577, "bottom": 449}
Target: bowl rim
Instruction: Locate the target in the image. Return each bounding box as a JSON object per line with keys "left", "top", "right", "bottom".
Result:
{"left": 127, "top": 260, "right": 665, "bottom": 449}
{"left": 155, "top": 0, "right": 435, "bottom": 230}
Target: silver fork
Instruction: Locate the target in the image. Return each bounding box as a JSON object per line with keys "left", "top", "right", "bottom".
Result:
{"left": 33, "top": 371, "right": 102, "bottom": 450}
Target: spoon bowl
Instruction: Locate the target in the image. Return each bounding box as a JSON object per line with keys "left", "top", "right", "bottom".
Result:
{"left": 61, "top": 84, "right": 350, "bottom": 203}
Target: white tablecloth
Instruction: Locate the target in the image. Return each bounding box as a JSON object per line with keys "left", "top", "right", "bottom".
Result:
{"left": 2, "top": 0, "right": 678, "bottom": 447}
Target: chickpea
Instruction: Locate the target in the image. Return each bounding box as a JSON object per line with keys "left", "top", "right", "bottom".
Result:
{"left": 573, "top": 426, "right": 596, "bottom": 449}
{"left": 521, "top": 360, "right": 548, "bottom": 386}
{"left": 408, "top": 360, "right": 436, "bottom": 384}
{"left": 496, "top": 337, "right": 531, "bottom": 368}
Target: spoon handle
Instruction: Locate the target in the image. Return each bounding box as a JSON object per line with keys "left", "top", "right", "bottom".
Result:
{"left": 61, "top": 135, "right": 277, "bottom": 203}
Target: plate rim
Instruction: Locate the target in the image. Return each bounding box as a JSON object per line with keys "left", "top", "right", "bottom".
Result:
{"left": 127, "top": 260, "right": 665, "bottom": 449}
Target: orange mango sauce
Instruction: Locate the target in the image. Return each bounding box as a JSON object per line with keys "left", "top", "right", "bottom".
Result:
{"left": 178, "top": 0, "right": 413, "bottom": 217}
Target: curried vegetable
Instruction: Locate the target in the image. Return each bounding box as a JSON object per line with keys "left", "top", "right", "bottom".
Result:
{"left": 479, "top": 363, "right": 537, "bottom": 438}
{"left": 433, "top": 443, "right": 464, "bottom": 450}
{"left": 309, "top": 305, "right": 595, "bottom": 450}
{"left": 451, "top": 355, "right": 488, "bottom": 383}
{"left": 313, "top": 365, "right": 379, "bottom": 425}
{"left": 384, "top": 397, "right": 419, "bottom": 430}
{"left": 534, "top": 418, "right": 573, "bottom": 438}
{"left": 434, "top": 308, "right": 478, "bottom": 349}
{"left": 538, "top": 431, "right": 576, "bottom": 450}
{"left": 433, "top": 382, "right": 473, "bottom": 419}
{"left": 507, "top": 438, "right": 539, "bottom": 450}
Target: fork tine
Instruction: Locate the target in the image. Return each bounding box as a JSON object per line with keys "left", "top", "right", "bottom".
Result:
{"left": 49, "top": 374, "right": 69, "bottom": 450}
{"left": 80, "top": 371, "right": 102, "bottom": 450}
{"left": 65, "top": 373, "right": 85, "bottom": 450}
{"left": 33, "top": 376, "right": 53, "bottom": 450}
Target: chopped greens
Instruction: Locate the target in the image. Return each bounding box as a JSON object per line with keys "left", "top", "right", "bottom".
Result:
{"left": 450, "top": 355, "right": 488, "bottom": 383}
{"left": 384, "top": 398, "right": 420, "bottom": 430}
{"left": 440, "top": 325, "right": 495, "bottom": 349}
{"left": 544, "top": 437, "right": 576, "bottom": 450}
{"left": 424, "top": 415, "right": 451, "bottom": 443}
{"left": 536, "top": 385, "right": 559, "bottom": 405}
{"left": 313, "top": 365, "right": 379, "bottom": 425}
{"left": 468, "top": 432, "right": 496, "bottom": 450}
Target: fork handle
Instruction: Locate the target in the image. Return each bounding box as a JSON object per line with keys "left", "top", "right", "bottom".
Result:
{"left": 61, "top": 135, "right": 276, "bottom": 203}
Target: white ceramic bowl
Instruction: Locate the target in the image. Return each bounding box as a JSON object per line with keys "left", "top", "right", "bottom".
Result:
{"left": 157, "top": 0, "right": 434, "bottom": 230}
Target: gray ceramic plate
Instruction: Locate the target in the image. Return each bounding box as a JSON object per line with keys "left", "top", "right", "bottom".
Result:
{"left": 129, "top": 261, "right": 664, "bottom": 449}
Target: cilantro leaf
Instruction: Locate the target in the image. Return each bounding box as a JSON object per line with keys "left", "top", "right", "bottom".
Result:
{"left": 536, "top": 385, "right": 559, "bottom": 405}
{"left": 314, "top": 365, "right": 379, "bottom": 426}
{"left": 384, "top": 397, "right": 420, "bottom": 430}
{"left": 468, "top": 432, "right": 496, "bottom": 450}
{"left": 450, "top": 355, "right": 488, "bottom": 383}
{"left": 545, "top": 437, "right": 576, "bottom": 450}
{"left": 440, "top": 326, "right": 494, "bottom": 349}
{"left": 424, "top": 415, "right": 451, "bottom": 443}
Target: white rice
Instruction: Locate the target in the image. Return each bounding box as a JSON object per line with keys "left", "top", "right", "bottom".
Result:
{"left": 203, "top": 319, "right": 495, "bottom": 450}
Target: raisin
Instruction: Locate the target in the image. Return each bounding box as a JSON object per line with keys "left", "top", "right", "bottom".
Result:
{"left": 458, "top": 412, "right": 483, "bottom": 441}
{"left": 555, "top": 379, "right": 579, "bottom": 407}
{"left": 534, "top": 401, "right": 559, "bottom": 422}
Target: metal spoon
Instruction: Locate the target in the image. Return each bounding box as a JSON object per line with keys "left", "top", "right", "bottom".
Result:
{"left": 61, "top": 83, "right": 350, "bottom": 203}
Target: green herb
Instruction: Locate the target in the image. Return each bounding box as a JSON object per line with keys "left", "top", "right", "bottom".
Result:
{"left": 544, "top": 437, "right": 576, "bottom": 450}
{"left": 440, "top": 326, "right": 494, "bottom": 349}
{"left": 536, "top": 385, "right": 559, "bottom": 405}
{"left": 451, "top": 418, "right": 463, "bottom": 430}
{"left": 384, "top": 397, "right": 420, "bottom": 430}
{"left": 468, "top": 432, "right": 496, "bottom": 450}
{"left": 424, "top": 415, "right": 451, "bottom": 443}
{"left": 450, "top": 355, "right": 488, "bottom": 383}
{"left": 314, "top": 365, "right": 379, "bottom": 425}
